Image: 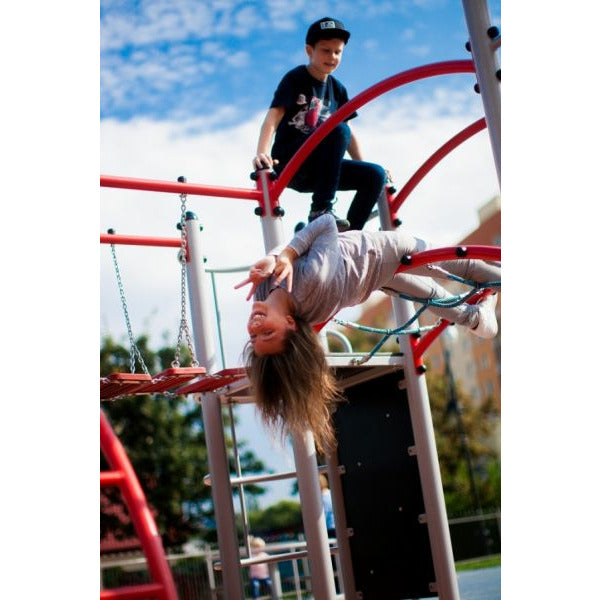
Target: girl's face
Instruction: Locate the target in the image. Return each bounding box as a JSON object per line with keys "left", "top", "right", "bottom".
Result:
{"left": 306, "top": 38, "right": 345, "bottom": 80}
{"left": 247, "top": 301, "right": 297, "bottom": 355}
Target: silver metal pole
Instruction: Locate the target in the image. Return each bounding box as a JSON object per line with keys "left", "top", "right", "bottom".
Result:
{"left": 201, "top": 391, "right": 245, "bottom": 599}
{"left": 326, "top": 454, "right": 356, "bottom": 598}
{"left": 184, "top": 212, "right": 219, "bottom": 373}
{"left": 292, "top": 431, "right": 337, "bottom": 599}
{"left": 461, "top": 0, "right": 501, "bottom": 184}
{"left": 184, "top": 213, "right": 243, "bottom": 597}
{"left": 378, "top": 194, "right": 460, "bottom": 600}
{"left": 257, "top": 170, "right": 336, "bottom": 599}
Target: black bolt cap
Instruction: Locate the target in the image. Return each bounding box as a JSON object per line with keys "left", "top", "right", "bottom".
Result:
{"left": 177, "top": 175, "right": 186, "bottom": 183}
{"left": 393, "top": 218, "right": 402, "bottom": 227}
{"left": 487, "top": 26, "right": 500, "bottom": 39}
{"left": 273, "top": 206, "right": 285, "bottom": 217}
{"left": 400, "top": 254, "right": 412, "bottom": 265}
{"left": 250, "top": 171, "right": 258, "bottom": 181}
{"left": 465, "top": 40, "right": 471, "bottom": 52}
{"left": 254, "top": 206, "right": 264, "bottom": 216}
{"left": 474, "top": 83, "right": 480, "bottom": 94}
{"left": 107, "top": 228, "right": 115, "bottom": 234}
{"left": 456, "top": 246, "right": 468, "bottom": 257}
{"left": 417, "top": 364, "right": 427, "bottom": 374}
{"left": 496, "top": 69, "right": 501, "bottom": 81}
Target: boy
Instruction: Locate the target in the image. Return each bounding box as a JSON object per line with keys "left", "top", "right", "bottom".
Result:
{"left": 252, "top": 17, "right": 387, "bottom": 231}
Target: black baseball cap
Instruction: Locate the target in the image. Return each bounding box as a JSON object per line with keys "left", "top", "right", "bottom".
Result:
{"left": 305, "top": 17, "right": 350, "bottom": 46}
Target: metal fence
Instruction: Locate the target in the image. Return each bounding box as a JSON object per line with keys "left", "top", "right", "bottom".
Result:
{"left": 101, "top": 512, "right": 499, "bottom": 599}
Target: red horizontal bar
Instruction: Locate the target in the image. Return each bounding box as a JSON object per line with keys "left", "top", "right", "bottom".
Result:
{"left": 100, "top": 233, "right": 182, "bottom": 248}
{"left": 101, "top": 174, "right": 261, "bottom": 201}
{"left": 395, "top": 245, "right": 500, "bottom": 273}
{"left": 100, "top": 582, "right": 164, "bottom": 599}
{"left": 100, "top": 470, "right": 126, "bottom": 487}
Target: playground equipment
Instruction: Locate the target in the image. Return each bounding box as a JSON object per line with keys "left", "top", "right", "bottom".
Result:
{"left": 100, "top": 2, "right": 500, "bottom": 598}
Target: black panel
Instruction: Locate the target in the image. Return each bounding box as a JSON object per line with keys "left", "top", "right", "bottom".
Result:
{"left": 333, "top": 372, "right": 436, "bottom": 599}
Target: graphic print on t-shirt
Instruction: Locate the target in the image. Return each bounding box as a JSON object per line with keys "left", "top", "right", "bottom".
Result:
{"left": 288, "top": 93, "right": 332, "bottom": 134}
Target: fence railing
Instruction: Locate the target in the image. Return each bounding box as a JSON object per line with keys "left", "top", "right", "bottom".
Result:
{"left": 100, "top": 511, "right": 500, "bottom": 599}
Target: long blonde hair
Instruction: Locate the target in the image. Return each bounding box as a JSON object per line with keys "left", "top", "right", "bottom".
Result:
{"left": 244, "top": 317, "right": 342, "bottom": 453}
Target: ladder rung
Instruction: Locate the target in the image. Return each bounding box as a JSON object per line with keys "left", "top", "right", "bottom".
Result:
{"left": 100, "top": 470, "right": 125, "bottom": 487}
{"left": 177, "top": 368, "right": 246, "bottom": 394}
{"left": 132, "top": 367, "right": 206, "bottom": 394}
{"left": 100, "top": 582, "right": 164, "bottom": 599}
{"left": 100, "top": 373, "right": 153, "bottom": 399}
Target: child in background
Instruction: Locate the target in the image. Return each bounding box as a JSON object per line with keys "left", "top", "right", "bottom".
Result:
{"left": 248, "top": 536, "right": 272, "bottom": 598}
{"left": 252, "top": 17, "right": 387, "bottom": 232}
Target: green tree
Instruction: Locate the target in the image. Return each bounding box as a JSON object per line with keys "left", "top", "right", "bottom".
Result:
{"left": 246, "top": 500, "right": 303, "bottom": 537}
{"left": 426, "top": 366, "right": 500, "bottom": 515}
{"left": 101, "top": 335, "right": 267, "bottom": 549}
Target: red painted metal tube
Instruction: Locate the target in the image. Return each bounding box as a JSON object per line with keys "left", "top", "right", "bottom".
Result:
{"left": 100, "top": 233, "right": 182, "bottom": 248}
{"left": 395, "top": 245, "right": 500, "bottom": 274}
{"left": 100, "top": 411, "right": 177, "bottom": 600}
{"left": 100, "top": 582, "right": 164, "bottom": 599}
{"left": 272, "top": 60, "right": 475, "bottom": 196}
{"left": 101, "top": 174, "right": 261, "bottom": 201}
{"left": 100, "top": 470, "right": 126, "bottom": 487}
{"left": 390, "top": 117, "right": 487, "bottom": 215}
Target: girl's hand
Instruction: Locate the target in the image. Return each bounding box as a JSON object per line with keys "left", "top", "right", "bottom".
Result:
{"left": 272, "top": 247, "right": 298, "bottom": 292}
{"left": 234, "top": 256, "right": 276, "bottom": 301}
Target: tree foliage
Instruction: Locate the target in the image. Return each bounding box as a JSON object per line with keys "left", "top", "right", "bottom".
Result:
{"left": 100, "top": 335, "right": 266, "bottom": 550}
{"left": 426, "top": 365, "right": 500, "bottom": 515}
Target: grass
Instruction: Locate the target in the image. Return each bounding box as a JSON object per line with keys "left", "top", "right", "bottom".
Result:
{"left": 455, "top": 555, "right": 501, "bottom": 571}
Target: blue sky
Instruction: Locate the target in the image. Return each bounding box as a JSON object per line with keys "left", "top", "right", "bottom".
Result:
{"left": 99, "top": 0, "right": 502, "bottom": 509}
{"left": 101, "top": 0, "right": 500, "bottom": 124}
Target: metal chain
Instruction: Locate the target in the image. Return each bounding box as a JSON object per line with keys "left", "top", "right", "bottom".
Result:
{"left": 172, "top": 191, "right": 199, "bottom": 368}
{"left": 109, "top": 239, "right": 150, "bottom": 375}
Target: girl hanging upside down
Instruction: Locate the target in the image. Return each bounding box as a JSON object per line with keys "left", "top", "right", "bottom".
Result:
{"left": 235, "top": 213, "right": 500, "bottom": 453}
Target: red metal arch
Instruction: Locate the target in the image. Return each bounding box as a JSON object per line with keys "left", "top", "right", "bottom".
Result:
{"left": 100, "top": 411, "right": 177, "bottom": 600}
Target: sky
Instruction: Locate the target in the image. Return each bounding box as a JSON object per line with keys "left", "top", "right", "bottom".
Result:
{"left": 99, "top": 0, "right": 502, "bottom": 511}
{"left": 5, "top": 2, "right": 600, "bottom": 598}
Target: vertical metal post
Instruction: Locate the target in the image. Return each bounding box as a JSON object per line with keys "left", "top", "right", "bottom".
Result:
{"left": 257, "top": 170, "right": 337, "bottom": 599}
{"left": 184, "top": 213, "right": 244, "bottom": 597}
{"left": 326, "top": 453, "right": 356, "bottom": 598}
{"left": 461, "top": 0, "right": 501, "bottom": 184}
{"left": 184, "top": 212, "right": 219, "bottom": 374}
{"left": 201, "top": 391, "right": 245, "bottom": 599}
{"left": 378, "top": 195, "right": 460, "bottom": 600}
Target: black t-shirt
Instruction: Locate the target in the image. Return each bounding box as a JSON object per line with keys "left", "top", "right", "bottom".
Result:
{"left": 270, "top": 65, "right": 357, "bottom": 163}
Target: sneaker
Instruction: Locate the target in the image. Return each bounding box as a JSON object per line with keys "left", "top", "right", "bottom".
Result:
{"left": 471, "top": 293, "right": 498, "bottom": 339}
{"left": 308, "top": 208, "right": 350, "bottom": 232}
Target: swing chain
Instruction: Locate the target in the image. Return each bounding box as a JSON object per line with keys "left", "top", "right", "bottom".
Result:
{"left": 172, "top": 191, "right": 199, "bottom": 369}
{"left": 109, "top": 240, "right": 150, "bottom": 376}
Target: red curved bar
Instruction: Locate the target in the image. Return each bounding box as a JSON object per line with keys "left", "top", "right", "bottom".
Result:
{"left": 395, "top": 245, "right": 500, "bottom": 274}
{"left": 100, "top": 233, "right": 182, "bottom": 248}
{"left": 101, "top": 174, "right": 261, "bottom": 201}
{"left": 272, "top": 60, "right": 475, "bottom": 196}
{"left": 390, "top": 117, "right": 487, "bottom": 215}
{"left": 100, "top": 411, "right": 177, "bottom": 600}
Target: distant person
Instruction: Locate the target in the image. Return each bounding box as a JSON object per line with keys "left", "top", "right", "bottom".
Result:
{"left": 236, "top": 213, "right": 500, "bottom": 453}
{"left": 252, "top": 17, "right": 387, "bottom": 232}
{"left": 320, "top": 474, "right": 335, "bottom": 538}
{"left": 248, "top": 536, "right": 272, "bottom": 598}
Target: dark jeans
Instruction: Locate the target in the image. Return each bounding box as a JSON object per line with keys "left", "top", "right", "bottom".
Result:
{"left": 250, "top": 577, "right": 272, "bottom": 598}
{"left": 275, "top": 123, "right": 387, "bottom": 230}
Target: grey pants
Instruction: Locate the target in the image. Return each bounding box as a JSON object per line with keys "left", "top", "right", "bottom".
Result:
{"left": 377, "top": 233, "right": 500, "bottom": 329}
